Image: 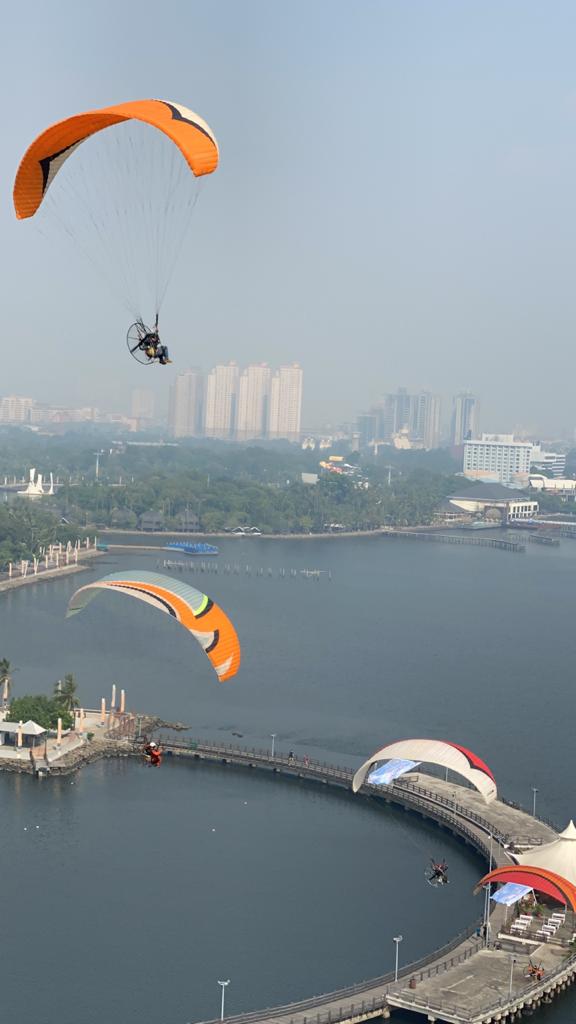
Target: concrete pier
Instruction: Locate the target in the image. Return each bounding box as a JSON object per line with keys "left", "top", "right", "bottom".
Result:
{"left": 2, "top": 729, "right": 571, "bottom": 1023}
{"left": 150, "top": 737, "right": 571, "bottom": 1024}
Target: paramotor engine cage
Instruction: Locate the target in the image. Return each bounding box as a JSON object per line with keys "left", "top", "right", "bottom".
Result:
{"left": 127, "top": 316, "right": 159, "bottom": 364}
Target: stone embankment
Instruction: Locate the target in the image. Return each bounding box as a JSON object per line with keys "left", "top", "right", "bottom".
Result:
{"left": 0, "top": 736, "right": 136, "bottom": 776}
{"left": 0, "top": 716, "right": 176, "bottom": 777}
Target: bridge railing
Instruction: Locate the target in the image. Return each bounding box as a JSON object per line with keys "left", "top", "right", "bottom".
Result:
{"left": 154, "top": 736, "right": 549, "bottom": 862}
{"left": 391, "top": 778, "right": 550, "bottom": 845}
{"left": 149, "top": 736, "right": 565, "bottom": 1024}
{"left": 158, "top": 736, "right": 552, "bottom": 844}
{"left": 192, "top": 929, "right": 482, "bottom": 1024}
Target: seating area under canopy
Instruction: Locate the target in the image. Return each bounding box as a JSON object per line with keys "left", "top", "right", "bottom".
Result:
{"left": 477, "top": 865, "right": 576, "bottom": 947}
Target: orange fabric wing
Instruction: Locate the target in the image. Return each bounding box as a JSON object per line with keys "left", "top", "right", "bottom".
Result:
{"left": 66, "top": 572, "right": 240, "bottom": 683}
{"left": 14, "top": 99, "right": 219, "bottom": 220}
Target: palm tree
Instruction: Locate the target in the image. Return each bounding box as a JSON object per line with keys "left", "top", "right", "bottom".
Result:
{"left": 54, "top": 673, "right": 79, "bottom": 715}
{"left": 0, "top": 658, "right": 13, "bottom": 705}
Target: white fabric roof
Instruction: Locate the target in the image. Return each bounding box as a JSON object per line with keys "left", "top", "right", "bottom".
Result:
{"left": 352, "top": 738, "right": 497, "bottom": 802}
{"left": 0, "top": 719, "right": 46, "bottom": 736}
{"left": 515, "top": 820, "right": 576, "bottom": 886}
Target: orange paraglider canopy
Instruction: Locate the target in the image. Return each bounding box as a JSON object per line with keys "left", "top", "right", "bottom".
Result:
{"left": 14, "top": 99, "right": 218, "bottom": 220}
{"left": 476, "top": 865, "right": 576, "bottom": 911}
{"left": 67, "top": 572, "right": 240, "bottom": 683}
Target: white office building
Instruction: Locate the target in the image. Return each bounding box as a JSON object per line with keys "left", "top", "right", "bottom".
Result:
{"left": 530, "top": 445, "right": 566, "bottom": 478}
{"left": 0, "top": 396, "right": 36, "bottom": 424}
{"left": 463, "top": 434, "right": 532, "bottom": 487}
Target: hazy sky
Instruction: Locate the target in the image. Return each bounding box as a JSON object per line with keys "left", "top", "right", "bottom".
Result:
{"left": 3, "top": 1, "right": 576, "bottom": 434}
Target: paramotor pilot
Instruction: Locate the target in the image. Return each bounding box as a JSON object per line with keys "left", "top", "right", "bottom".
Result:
{"left": 139, "top": 332, "right": 172, "bottom": 365}
{"left": 427, "top": 859, "right": 449, "bottom": 885}
{"left": 143, "top": 740, "right": 163, "bottom": 767}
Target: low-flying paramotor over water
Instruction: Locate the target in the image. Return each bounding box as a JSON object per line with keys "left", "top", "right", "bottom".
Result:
{"left": 66, "top": 571, "right": 240, "bottom": 682}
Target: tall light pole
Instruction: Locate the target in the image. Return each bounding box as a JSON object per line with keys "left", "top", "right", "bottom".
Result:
{"left": 508, "top": 956, "right": 516, "bottom": 999}
{"left": 532, "top": 787, "right": 538, "bottom": 818}
{"left": 483, "top": 884, "right": 492, "bottom": 947}
{"left": 393, "top": 935, "right": 403, "bottom": 982}
{"left": 270, "top": 733, "right": 276, "bottom": 758}
{"left": 218, "top": 980, "right": 230, "bottom": 1021}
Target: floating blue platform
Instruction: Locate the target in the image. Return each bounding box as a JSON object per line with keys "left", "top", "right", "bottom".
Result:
{"left": 164, "top": 542, "right": 219, "bottom": 555}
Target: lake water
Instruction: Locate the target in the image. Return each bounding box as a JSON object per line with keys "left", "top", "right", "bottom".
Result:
{"left": 2, "top": 534, "right": 576, "bottom": 1024}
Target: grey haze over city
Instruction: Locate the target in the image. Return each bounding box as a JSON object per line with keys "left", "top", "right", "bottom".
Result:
{"left": 3, "top": 0, "right": 576, "bottom": 436}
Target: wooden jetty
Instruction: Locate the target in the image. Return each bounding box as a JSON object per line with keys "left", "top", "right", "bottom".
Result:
{"left": 508, "top": 533, "right": 560, "bottom": 547}
{"left": 381, "top": 532, "right": 525, "bottom": 554}
{"left": 152, "top": 737, "right": 574, "bottom": 1024}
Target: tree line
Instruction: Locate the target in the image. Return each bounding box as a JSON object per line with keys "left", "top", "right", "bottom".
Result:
{"left": 0, "top": 430, "right": 469, "bottom": 543}
{"left": 57, "top": 467, "right": 464, "bottom": 534}
{"left": 1, "top": 659, "right": 79, "bottom": 730}
{"left": 0, "top": 503, "right": 85, "bottom": 568}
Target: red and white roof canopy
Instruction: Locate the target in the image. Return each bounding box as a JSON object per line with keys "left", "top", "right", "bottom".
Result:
{"left": 352, "top": 738, "right": 497, "bottom": 803}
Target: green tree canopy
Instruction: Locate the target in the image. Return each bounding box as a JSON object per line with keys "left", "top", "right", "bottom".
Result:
{"left": 7, "top": 695, "right": 73, "bottom": 731}
{"left": 54, "top": 674, "right": 79, "bottom": 714}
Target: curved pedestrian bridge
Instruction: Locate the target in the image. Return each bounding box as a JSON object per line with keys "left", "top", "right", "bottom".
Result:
{"left": 155, "top": 737, "right": 573, "bottom": 1024}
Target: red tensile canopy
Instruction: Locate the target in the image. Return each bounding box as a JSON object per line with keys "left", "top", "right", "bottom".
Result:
{"left": 476, "top": 865, "right": 576, "bottom": 910}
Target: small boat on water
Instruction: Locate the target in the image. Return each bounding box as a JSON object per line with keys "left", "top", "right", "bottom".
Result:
{"left": 165, "top": 542, "right": 219, "bottom": 555}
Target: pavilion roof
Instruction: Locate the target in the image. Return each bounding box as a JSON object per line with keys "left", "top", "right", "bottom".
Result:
{"left": 0, "top": 720, "right": 46, "bottom": 736}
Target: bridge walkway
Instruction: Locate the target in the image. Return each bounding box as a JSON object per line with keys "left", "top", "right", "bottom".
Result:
{"left": 152, "top": 737, "right": 569, "bottom": 1023}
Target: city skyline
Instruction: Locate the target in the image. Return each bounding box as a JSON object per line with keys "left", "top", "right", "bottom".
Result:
{"left": 3, "top": 376, "right": 576, "bottom": 451}
{"left": 3, "top": 3, "right": 576, "bottom": 433}
{"left": 169, "top": 361, "right": 303, "bottom": 441}
{"left": 3, "top": 354, "right": 575, "bottom": 445}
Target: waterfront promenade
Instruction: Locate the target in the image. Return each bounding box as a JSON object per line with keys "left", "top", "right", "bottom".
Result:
{"left": 2, "top": 729, "right": 573, "bottom": 1022}
{"left": 153, "top": 737, "right": 574, "bottom": 1024}
{"left": 0, "top": 544, "right": 101, "bottom": 592}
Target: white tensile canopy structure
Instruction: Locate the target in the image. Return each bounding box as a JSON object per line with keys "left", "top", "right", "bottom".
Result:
{"left": 515, "top": 821, "right": 576, "bottom": 886}
{"left": 352, "top": 738, "right": 497, "bottom": 803}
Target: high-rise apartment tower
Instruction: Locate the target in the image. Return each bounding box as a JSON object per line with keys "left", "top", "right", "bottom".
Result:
{"left": 268, "top": 364, "right": 303, "bottom": 442}
{"left": 168, "top": 369, "right": 204, "bottom": 438}
{"left": 131, "top": 389, "right": 155, "bottom": 428}
{"left": 236, "top": 364, "right": 272, "bottom": 441}
{"left": 204, "top": 363, "right": 239, "bottom": 439}
{"left": 451, "top": 392, "right": 479, "bottom": 445}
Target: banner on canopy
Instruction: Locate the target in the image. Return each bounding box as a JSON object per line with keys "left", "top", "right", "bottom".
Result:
{"left": 491, "top": 883, "right": 532, "bottom": 906}
{"left": 368, "top": 759, "right": 420, "bottom": 786}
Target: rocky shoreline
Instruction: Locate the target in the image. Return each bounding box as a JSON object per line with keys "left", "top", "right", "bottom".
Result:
{"left": 0, "top": 736, "right": 136, "bottom": 776}
{"left": 0, "top": 715, "right": 186, "bottom": 776}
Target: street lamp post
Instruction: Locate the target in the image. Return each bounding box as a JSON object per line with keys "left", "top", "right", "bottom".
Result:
{"left": 270, "top": 733, "right": 277, "bottom": 758}
{"left": 508, "top": 956, "right": 516, "bottom": 999}
{"left": 218, "top": 980, "right": 230, "bottom": 1021}
{"left": 393, "top": 935, "right": 403, "bottom": 982}
{"left": 532, "top": 787, "right": 538, "bottom": 818}
{"left": 483, "top": 883, "right": 492, "bottom": 947}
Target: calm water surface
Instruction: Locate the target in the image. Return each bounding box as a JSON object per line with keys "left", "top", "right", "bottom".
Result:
{"left": 2, "top": 535, "right": 576, "bottom": 1023}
